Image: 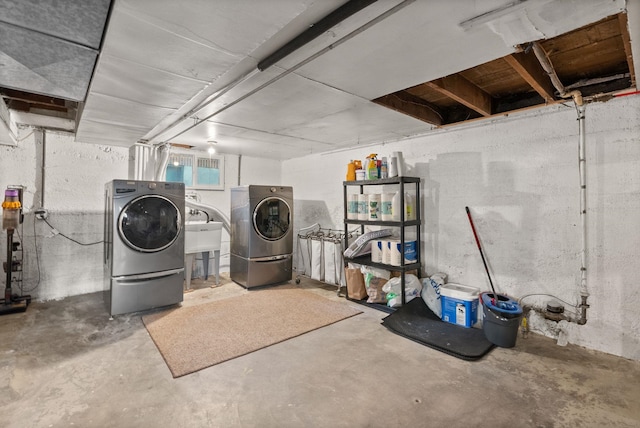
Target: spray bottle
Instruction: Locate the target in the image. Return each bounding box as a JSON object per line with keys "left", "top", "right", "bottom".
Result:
{"left": 366, "top": 153, "right": 378, "bottom": 180}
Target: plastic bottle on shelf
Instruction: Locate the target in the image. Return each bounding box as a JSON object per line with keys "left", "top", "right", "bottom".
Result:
{"left": 366, "top": 153, "right": 378, "bottom": 180}
{"left": 380, "top": 157, "right": 388, "bottom": 178}
{"left": 404, "top": 192, "right": 415, "bottom": 221}
{"left": 346, "top": 160, "right": 356, "bottom": 181}
{"left": 391, "top": 191, "right": 401, "bottom": 221}
{"left": 388, "top": 156, "right": 398, "bottom": 177}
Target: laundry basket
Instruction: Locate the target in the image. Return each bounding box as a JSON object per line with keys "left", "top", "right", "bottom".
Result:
{"left": 295, "top": 223, "right": 352, "bottom": 295}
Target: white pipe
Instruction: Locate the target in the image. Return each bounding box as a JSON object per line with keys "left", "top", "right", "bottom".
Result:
{"left": 578, "top": 104, "right": 588, "bottom": 296}
{"left": 531, "top": 42, "right": 583, "bottom": 104}
{"left": 184, "top": 199, "right": 230, "bottom": 235}
{"left": 531, "top": 40, "right": 589, "bottom": 323}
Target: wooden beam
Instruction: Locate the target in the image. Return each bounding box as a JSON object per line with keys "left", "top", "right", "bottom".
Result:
{"left": 373, "top": 91, "right": 443, "bottom": 126}
{"left": 0, "top": 88, "right": 66, "bottom": 108}
{"left": 426, "top": 74, "right": 493, "bottom": 116}
{"left": 440, "top": 98, "right": 565, "bottom": 130}
{"left": 618, "top": 13, "right": 636, "bottom": 87}
{"left": 503, "top": 52, "right": 556, "bottom": 102}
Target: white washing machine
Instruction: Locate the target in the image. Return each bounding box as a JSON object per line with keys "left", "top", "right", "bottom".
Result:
{"left": 104, "top": 180, "right": 185, "bottom": 316}
{"left": 230, "top": 185, "right": 293, "bottom": 288}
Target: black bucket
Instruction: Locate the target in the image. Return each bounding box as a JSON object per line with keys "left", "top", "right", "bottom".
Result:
{"left": 481, "top": 293, "right": 523, "bottom": 348}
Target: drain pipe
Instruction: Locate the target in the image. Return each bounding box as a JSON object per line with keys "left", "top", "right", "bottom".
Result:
{"left": 531, "top": 41, "right": 589, "bottom": 325}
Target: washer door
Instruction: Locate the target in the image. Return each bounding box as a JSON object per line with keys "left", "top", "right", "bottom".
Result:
{"left": 118, "top": 195, "right": 182, "bottom": 252}
{"left": 253, "top": 197, "right": 291, "bottom": 241}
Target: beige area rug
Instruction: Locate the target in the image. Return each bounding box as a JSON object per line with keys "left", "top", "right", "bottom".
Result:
{"left": 142, "top": 287, "right": 362, "bottom": 378}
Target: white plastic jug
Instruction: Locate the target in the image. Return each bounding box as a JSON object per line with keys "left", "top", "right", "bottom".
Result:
{"left": 404, "top": 192, "right": 415, "bottom": 221}
{"left": 391, "top": 191, "right": 401, "bottom": 221}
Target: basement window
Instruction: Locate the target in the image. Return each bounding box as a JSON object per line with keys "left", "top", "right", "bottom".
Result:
{"left": 165, "top": 151, "right": 225, "bottom": 190}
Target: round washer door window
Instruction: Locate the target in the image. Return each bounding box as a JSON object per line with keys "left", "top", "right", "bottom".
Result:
{"left": 119, "top": 195, "right": 182, "bottom": 252}
{"left": 253, "top": 197, "right": 291, "bottom": 241}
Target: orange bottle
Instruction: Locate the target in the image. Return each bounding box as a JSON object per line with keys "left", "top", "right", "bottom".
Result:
{"left": 346, "top": 160, "right": 356, "bottom": 181}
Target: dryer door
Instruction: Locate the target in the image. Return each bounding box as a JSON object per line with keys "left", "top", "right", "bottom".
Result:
{"left": 253, "top": 197, "right": 291, "bottom": 241}
{"left": 119, "top": 195, "right": 182, "bottom": 252}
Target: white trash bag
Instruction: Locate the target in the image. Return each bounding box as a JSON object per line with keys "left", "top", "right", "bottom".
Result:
{"left": 382, "top": 274, "right": 422, "bottom": 307}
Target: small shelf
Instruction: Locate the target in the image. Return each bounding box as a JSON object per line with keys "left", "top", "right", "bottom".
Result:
{"left": 345, "top": 219, "right": 420, "bottom": 227}
{"left": 344, "top": 176, "right": 420, "bottom": 186}
{"left": 344, "top": 255, "right": 420, "bottom": 272}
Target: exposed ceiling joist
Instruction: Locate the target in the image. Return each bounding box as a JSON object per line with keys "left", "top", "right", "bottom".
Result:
{"left": 372, "top": 92, "right": 443, "bottom": 126}
{"left": 426, "top": 74, "right": 493, "bottom": 117}
{"left": 503, "top": 51, "right": 556, "bottom": 102}
{"left": 375, "top": 13, "right": 635, "bottom": 129}
{"left": 618, "top": 13, "right": 636, "bottom": 87}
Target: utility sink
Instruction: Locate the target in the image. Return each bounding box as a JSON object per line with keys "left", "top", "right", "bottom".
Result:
{"left": 184, "top": 221, "right": 222, "bottom": 289}
{"left": 184, "top": 221, "right": 222, "bottom": 254}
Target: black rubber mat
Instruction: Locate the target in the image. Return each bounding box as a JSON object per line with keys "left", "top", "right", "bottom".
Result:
{"left": 381, "top": 297, "right": 494, "bottom": 360}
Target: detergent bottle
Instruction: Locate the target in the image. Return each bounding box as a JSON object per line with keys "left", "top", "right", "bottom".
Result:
{"left": 346, "top": 160, "right": 356, "bottom": 181}
{"left": 366, "top": 153, "right": 378, "bottom": 180}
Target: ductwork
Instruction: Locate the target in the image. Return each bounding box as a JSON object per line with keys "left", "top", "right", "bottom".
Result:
{"left": 154, "top": 143, "right": 171, "bottom": 182}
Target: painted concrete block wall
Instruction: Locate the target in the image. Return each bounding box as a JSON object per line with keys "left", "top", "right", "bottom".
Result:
{"left": 282, "top": 95, "right": 640, "bottom": 361}
{"left": 0, "top": 130, "right": 129, "bottom": 300}
{"left": 1, "top": 131, "right": 283, "bottom": 300}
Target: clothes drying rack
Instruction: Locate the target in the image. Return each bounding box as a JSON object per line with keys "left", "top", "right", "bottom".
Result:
{"left": 295, "top": 223, "right": 357, "bottom": 295}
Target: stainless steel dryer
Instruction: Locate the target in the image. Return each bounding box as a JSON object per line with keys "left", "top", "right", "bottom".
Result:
{"left": 230, "top": 185, "right": 293, "bottom": 288}
{"left": 104, "top": 180, "right": 185, "bottom": 316}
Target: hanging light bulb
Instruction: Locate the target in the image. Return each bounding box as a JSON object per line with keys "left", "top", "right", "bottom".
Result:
{"left": 207, "top": 140, "right": 217, "bottom": 155}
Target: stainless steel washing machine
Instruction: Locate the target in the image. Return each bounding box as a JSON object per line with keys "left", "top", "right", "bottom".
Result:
{"left": 230, "top": 185, "right": 293, "bottom": 288}
{"left": 104, "top": 180, "right": 185, "bottom": 316}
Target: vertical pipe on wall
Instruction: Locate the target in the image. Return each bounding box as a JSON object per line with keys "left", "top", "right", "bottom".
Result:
{"left": 39, "top": 129, "right": 46, "bottom": 208}
{"left": 532, "top": 40, "right": 590, "bottom": 324}
{"left": 577, "top": 103, "right": 589, "bottom": 324}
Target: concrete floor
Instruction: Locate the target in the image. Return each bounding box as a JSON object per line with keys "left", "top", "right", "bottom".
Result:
{"left": 2, "top": 275, "right": 639, "bottom": 428}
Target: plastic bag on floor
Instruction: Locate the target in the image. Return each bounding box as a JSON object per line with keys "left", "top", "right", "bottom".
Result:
{"left": 421, "top": 273, "right": 447, "bottom": 318}
{"left": 382, "top": 274, "right": 422, "bottom": 307}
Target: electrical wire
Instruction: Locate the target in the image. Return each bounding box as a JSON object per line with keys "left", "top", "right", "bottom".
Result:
{"left": 13, "top": 217, "right": 41, "bottom": 294}
{"left": 42, "top": 218, "right": 103, "bottom": 246}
